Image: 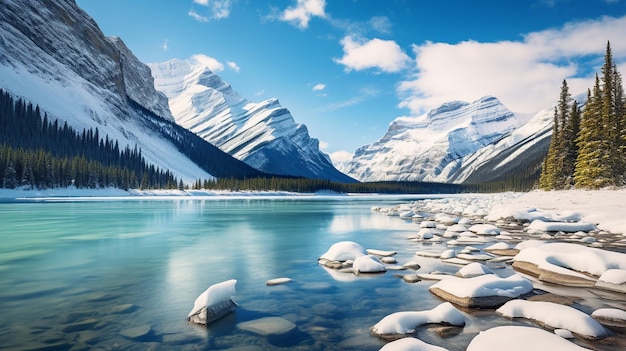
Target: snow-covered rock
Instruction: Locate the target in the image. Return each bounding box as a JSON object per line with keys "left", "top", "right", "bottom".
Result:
{"left": 150, "top": 58, "right": 353, "bottom": 182}
{"left": 596, "top": 269, "right": 626, "bottom": 293}
{"left": 512, "top": 242, "right": 626, "bottom": 287}
{"left": 456, "top": 262, "right": 494, "bottom": 278}
{"left": 379, "top": 337, "right": 450, "bottom": 351}
{"left": 188, "top": 279, "right": 237, "bottom": 325}
{"left": 497, "top": 300, "right": 610, "bottom": 339}
{"left": 370, "top": 302, "right": 465, "bottom": 338}
{"left": 319, "top": 241, "right": 366, "bottom": 262}
{"left": 429, "top": 274, "right": 533, "bottom": 308}
{"left": 467, "top": 326, "right": 592, "bottom": 351}
{"left": 526, "top": 220, "right": 596, "bottom": 234}
{"left": 353, "top": 255, "right": 386, "bottom": 274}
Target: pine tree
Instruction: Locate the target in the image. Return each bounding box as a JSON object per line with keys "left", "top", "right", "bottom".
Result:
{"left": 574, "top": 78, "right": 611, "bottom": 188}
{"left": 562, "top": 101, "right": 580, "bottom": 186}
{"left": 539, "top": 107, "right": 560, "bottom": 190}
{"left": 539, "top": 80, "right": 571, "bottom": 190}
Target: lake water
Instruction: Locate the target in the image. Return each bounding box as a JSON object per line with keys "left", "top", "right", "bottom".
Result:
{"left": 0, "top": 196, "right": 623, "bottom": 351}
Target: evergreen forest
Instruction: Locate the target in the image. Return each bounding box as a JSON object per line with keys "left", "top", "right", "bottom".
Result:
{"left": 539, "top": 41, "right": 626, "bottom": 189}
{"left": 0, "top": 90, "right": 179, "bottom": 190}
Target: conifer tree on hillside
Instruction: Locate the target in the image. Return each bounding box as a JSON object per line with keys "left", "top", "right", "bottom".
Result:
{"left": 574, "top": 76, "right": 613, "bottom": 188}
{"left": 562, "top": 100, "right": 581, "bottom": 185}
{"left": 539, "top": 79, "right": 571, "bottom": 190}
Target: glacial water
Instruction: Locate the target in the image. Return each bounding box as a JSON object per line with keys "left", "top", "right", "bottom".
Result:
{"left": 0, "top": 196, "right": 623, "bottom": 351}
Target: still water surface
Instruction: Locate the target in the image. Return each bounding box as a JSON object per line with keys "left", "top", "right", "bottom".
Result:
{"left": 0, "top": 197, "right": 622, "bottom": 350}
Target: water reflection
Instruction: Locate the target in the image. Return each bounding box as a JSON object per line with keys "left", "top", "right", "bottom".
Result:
{"left": 0, "top": 197, "right": 623, "bottom": 351}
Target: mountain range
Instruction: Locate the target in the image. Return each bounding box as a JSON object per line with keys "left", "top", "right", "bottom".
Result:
{"left": 149, "top": 58, "right": 354, "bottom": 183}
{"left": 0, "top": 0, "right": 558, "bottom": 188}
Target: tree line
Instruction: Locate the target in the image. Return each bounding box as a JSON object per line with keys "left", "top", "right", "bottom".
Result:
{"left": 540, "top": 41, "right": 625, "bottom": 190}
{"left": 0, "top": 90, "right": 179, "bottom": 190}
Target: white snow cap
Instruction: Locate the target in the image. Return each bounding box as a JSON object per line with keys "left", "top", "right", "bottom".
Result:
{"left": 319, "top": 241, "right": 366, "bottom": 261}
{"left": 379, "top": 336, "right": 450, "bottom": 351}
{"left": 371, "top": 302, "right": 465, "bottom": 335}
{"left": 188, "top": 279, "right": 237, "bottom": 317}
{"left": 467, "top": 325, "right": 592, "bottom": 351}
{"left": 496, "top": 299, "right": 609, "bottom": 339}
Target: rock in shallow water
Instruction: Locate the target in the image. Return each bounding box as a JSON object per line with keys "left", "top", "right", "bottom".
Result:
{"left": 237, "top": 317, "right": 296, "bottom": 336}
{"left": 120, "top": 324, "right": 152, "bottom": 340}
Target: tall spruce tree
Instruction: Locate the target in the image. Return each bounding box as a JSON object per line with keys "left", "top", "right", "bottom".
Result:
{"left": 562, "top": 100, "right": 581, "bottom": 186}
{"left": 539, "top": 80, "right": 571, "bottom": 190}
{"left": 574, "top": 77, "right": 611, "bottom": 188}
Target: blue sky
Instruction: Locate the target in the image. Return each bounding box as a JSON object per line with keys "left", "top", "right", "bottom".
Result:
{"left": 76, "top": 0, "right": 626, "bottom": 162}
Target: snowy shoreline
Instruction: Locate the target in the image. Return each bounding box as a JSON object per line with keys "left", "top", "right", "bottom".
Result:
{"left": 1, "top": 187, "right": 624, "bottom": 235}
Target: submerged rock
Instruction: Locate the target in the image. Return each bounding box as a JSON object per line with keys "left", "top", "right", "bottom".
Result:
{"left": 237, "top": 317, "right": 296, "bottom": 336}
{"left": 120, "top": 324, "right": 152, "bottom": 340}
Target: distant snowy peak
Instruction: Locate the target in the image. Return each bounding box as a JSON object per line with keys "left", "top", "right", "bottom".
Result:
{"left": 150, "top": 58, "right": 354, "bottom": 182}
{"left": 341, "top": 96, "right": 522, "bottom": 182}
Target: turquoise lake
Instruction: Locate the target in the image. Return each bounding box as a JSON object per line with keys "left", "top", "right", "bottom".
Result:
{"left": 0, "top": 196, "right": 623, "bottom": 351}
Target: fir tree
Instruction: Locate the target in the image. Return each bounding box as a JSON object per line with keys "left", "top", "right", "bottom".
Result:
{"left": 562, "top": 101, "right": 581, "bottom": 186}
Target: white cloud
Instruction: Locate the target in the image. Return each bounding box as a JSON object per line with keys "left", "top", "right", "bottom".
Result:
{"left": 399, "top": 15, "right": 626, "bottom": 115}
{"left": 329, "top": 150, "right": 353, "bottom": 164}
{"left": 160, "top": 39, "right": 169, "bottom": 51}
{"left": 188, "top": 9, "right": 209, "bottom": 22}
{"left": 369, "top": 16, "right": 392, "bottom": 34}
{"left": 227, "top": 61, "right": 240, "bottom": 72}
{"left": 319, "top": 140, "right": 329, "bottom": 149}
{"left": 190, "top": 0, "right": 232, "bottom": 21}
{"left": 313, "top": 83, "right": 326, "bottom": 91}
{"left": 335, "top": 36, "right": 411, "bottom": 73}
{"left": 190, "top": 54, "right": 224, "bottom": 72}
{"left": 281, "top": 0, "right": 326, "bottom": 29}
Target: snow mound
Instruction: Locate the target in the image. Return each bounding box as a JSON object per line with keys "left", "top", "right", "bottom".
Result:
{"left": 456, "top": 262, "right": 494, "bottom": 278}
{"left": 497, "top": 300, "right": 610, "bottom": 339}
{"left": 319, "top": 241, "right": 366, "bottom": 261}
{"left": 371, "top": 302, "right": 465, "bottom": 337}
{"left": 379, "top": 337, "right": 450, "bottom": 351}
{"left": 467, "top": 326, "right": 592, "bottom": 351}
{"left": 353, "top": 255, "right": 386, "bottom": 274}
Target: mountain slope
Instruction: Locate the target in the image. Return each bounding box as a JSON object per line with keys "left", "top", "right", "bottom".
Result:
{"left": 0, "top": 0, "right": 263, "bottom": 182}
{"left": 149, "top": 58, "right": 355, "bottom": 183}
{"left": 340, "top": 96, "right": 526, "bottom": 182}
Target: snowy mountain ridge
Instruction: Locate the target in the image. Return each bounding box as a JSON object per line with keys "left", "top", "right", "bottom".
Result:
{"left": 0, "top": 0, "right": 216, "bottom": 182}
{"left": 150, "top": 58, "right": 354, "bottom": 183}
{"left": 340, "top": 96, "right": 529, "bottom": 182}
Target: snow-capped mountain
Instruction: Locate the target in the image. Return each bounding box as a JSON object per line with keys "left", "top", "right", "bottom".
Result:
{"left": 0, "top": 0, "right": 263, "bottom": 182}
{"left": 149, "top": 58, "right": 355, "bottom": 183}
{"left": 340, "top": 96, "right": 529, "bottom": 182}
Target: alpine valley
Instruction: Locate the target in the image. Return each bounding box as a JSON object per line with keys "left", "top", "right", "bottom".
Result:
{"left": 0, "top": 0, "right": 561, "bottom": 188}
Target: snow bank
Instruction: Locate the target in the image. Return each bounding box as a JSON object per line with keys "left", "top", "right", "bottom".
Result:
{"left": 488, "top": 189, "right": 626, "bottom": 235}
{"left": 371, "top": 302, "right": 465, "bottom": 336}
{"left": 379, "top": 337, "right": 450, "bottom": 351}
{"left": 467, "top": 326, "right": 592, "bottom": 351}
{"left": 456, "top": 262, "right": 493, "bottom": 278}
{"left": 497, "top": 300, "right": 609, "bottom": 339}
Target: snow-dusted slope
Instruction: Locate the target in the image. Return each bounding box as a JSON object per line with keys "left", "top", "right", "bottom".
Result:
{"left": 150, "top": 58, "right": 355, "bottom": 183}
{"left": 341, "top": 96, "right": 526, "bottom": 182}
{"left": 0, "top": 0, "right": 212, "bottom": 182}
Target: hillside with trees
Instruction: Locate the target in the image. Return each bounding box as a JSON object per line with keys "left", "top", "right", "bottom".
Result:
{"left": 539, "top": 41, "right": 626, "bottom": 190}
